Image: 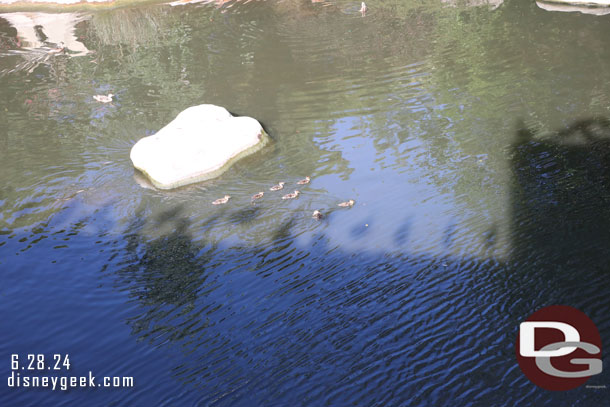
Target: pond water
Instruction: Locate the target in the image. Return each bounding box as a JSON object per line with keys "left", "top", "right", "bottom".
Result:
{"left": 1, "top": 0, "right": 610, "bottom": 405}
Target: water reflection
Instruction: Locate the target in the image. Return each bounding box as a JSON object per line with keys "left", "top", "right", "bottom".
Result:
{"left": 441, "top": 0, "right": 503, "bottom": 9}
{"left": 0, "top": 12, "right": 90, "bottom": 76}
{"left": 536, "top": 1, "right": 610, "bottom": 15}
{"left": 1, "top": 1, "right": 610, "bottom": 405}
{"left": 112, "top": 210, "right": 505, "bottom": 404}
{"left": 0, "top": 12, "right": 89, "bottom": 53}
{"left": 98, "top": 116, "right": 610, "bottom": 406}
{"left": 2, "top": 0, "right": 610, "bottom": 255}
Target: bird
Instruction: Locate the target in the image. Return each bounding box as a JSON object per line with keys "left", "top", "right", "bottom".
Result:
{"left": 212, "top": 195, "right": 231, "bottom": 205}
{"left": 93, "top": 94, "right": 114, "bottom": 103}
{"left": 338, "top": 199, "right": 355, "bottom": 207}
{"left": 270, "top": 182, "right": 285, "bottom": 191}
{"left": 360, "top": 1, "right": 367, "bottom": 14}
{"left": 312, "top": 210, "right": 323, "bottom": 220}
{"left": 282, "top": 191, "right": 300, "bottom": 200}
{"left": 297, "top": 176, "right": 311, "bottom": 185}
{"left": 251, "top": 192, "right": 264, "bottom": 201}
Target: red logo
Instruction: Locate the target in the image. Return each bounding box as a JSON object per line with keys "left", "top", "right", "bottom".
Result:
{"left": 516, "top": 305, "right": 602, "bottom": 391}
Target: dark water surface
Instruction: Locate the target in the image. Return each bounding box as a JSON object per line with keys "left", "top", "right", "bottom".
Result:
{"left": 1, "top": 0, "right": 610, "bottom": 405}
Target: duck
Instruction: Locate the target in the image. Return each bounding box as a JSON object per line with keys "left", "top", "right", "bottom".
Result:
{"left": 270, "top": 182, "right": 285, "bottom": 191}
{"left": 297, "top": 176, "right": 311, "bottom": 185}
{"left": 360, "top": 1, "right": 367, "bottom": 14}
{"left": 337, "top": 199, "right": 355, "bottom": 208}
{"left": 282, "top": 190, "right": 300, "bottom": 200}
{"left": 251, "top": 191, "right": 264, "bottom": 201}
{"left": 212, "top": 195, "right": 231, "bottom": 205}
{"left": 93, "top": 94, "right": 114, "bottom": 103}
{"left": 312, "top": 210, "right": 323, "bottom": 220}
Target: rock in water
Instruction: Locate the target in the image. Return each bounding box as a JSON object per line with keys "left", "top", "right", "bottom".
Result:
{"left": 130, "top": 105, "right": 268, "bottom": 189}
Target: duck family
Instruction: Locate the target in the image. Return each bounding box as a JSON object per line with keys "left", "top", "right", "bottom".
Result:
{"left": 211, "top": 177, "right": 355, "bottom": 220}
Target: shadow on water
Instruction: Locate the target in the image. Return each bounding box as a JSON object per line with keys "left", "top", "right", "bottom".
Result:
{"left": 507, "top": 117, "right": 610, "bottom": 326}
{"left": 103, "top": 117, "right": 610, "bottom": 406}
{"left": 228, "top": 205, "right": 263, "bottom": 226}
{"left": 505, "top": 117, "right": 610, "bottom": 402}
{"left": 510, "top": 117, "right": 610, "bottom": 271}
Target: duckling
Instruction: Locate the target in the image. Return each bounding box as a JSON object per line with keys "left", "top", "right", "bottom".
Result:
{"left": 251, "top": 191, "right": 264, "bottom": 201}
{"left": 360, "top": 1, "right": 367, "bottom": 14}
{"left": 338, "top": 199, "right": 355, "bottom": 208}
{"left": 312, "top": 210, "right": 323, "bottom": 220}
{"left": 270, "top": 182, "right": 285, "bottom": 191}
{"left": 93, "top": 94, "right": 114, "bottom": 103}
{"left": 282, "top": 190, "right": 300, "bottom": 200}
{"left": 297, "top": 176, "right": 311, "bottom": 185}
{"left": 212, "top": 195, "right": 231, "bottom": 205}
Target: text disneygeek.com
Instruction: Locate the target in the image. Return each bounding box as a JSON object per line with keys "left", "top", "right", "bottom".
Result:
{"left": 7, "top": 354, "right": 134, "bottom": 391}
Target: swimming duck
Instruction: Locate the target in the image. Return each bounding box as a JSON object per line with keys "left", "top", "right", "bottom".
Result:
{"left": 212, "top": 195, "right": 231, "bottom": 205}
{"left": 93, "top": 94, "right": 114, "bottom": 103}
{"left": 360, "top": 2, "right": 367, "bottom": 13}
{"left": 338, "top": 199, "right": 355, "bottom": 207}
{"left": 251, "top": 192, "right": 264, "bottom": 201}
{"left": 282, "top": 191, "right": 300, "bottom": 200}
{"left": 270, "top": 182, "right": 285, "bottom": 191}
{"left": 297, "top": 176, "right": 311, "bottom": 185}
{"left": 312, "top": 210, "right": 323, "bottom": 219}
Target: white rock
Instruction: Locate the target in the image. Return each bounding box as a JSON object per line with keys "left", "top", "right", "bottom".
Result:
{"left": 130, "top": 104, "right": 268, "bottom": 190}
